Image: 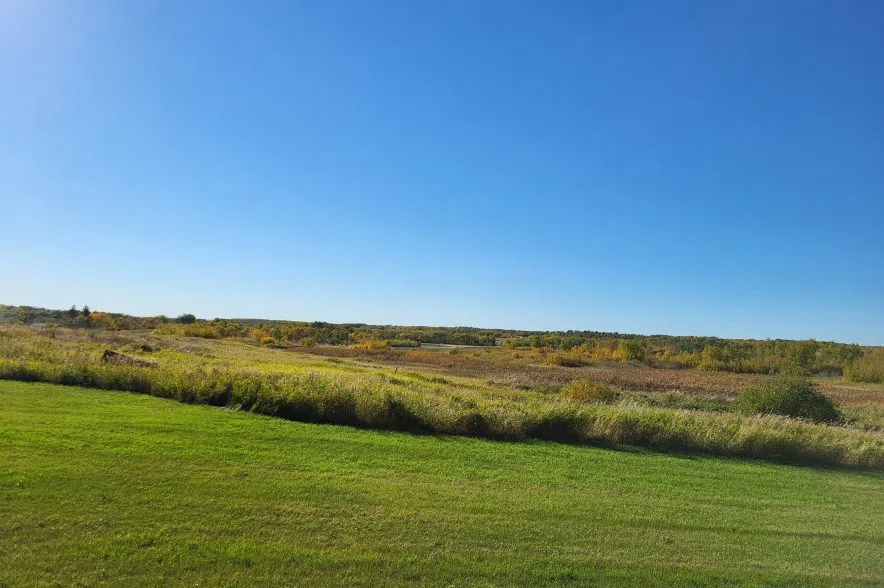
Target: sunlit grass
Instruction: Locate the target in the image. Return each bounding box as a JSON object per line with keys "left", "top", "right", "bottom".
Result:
{"left": 2, "top": 381, "right": 883, "bottom": 586}
{"left": 1, "top": 326, "right": 883, "bottom": 468}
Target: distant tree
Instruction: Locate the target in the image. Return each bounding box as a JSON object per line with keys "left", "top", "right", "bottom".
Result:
{"left": 68, "top": 305, "right": 78, "bottom": 319}
{"left": 616, "top": 339, "right": 646, "bottom": 362}
{"left": 788, "top": 340, "right": 820, "bottom": 372}
{"left": 82, "top": 305, "right": 91, "bottom": 318}
{"left": 699, "top": 345, "right": 726, "bottom": 371}
{"left": 177, "top": 313, "right": 197, "bottom": 324}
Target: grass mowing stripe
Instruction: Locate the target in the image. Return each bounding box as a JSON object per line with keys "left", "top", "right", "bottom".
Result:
{"left": 2, "top": 381, "right": 883, "bottom": 586}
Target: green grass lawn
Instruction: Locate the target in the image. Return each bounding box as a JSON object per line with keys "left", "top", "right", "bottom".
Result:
{"left": 2, "top": 381, "right": 883, "bottom": 586}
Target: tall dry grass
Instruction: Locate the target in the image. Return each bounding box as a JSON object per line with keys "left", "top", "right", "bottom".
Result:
{"left": 1, "top": 326, "right": 882, "bottom": 468}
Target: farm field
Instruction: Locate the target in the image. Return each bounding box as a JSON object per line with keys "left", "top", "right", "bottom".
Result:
{"left": 2, "top": 380, "right": 883, "bottom": 586}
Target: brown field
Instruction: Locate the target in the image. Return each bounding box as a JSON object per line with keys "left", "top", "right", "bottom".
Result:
{"left": 299, "top": 345, "right": 884, "bottom": 407}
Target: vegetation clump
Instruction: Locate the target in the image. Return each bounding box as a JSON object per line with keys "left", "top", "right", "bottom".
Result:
{"left": 616, "top": 339, "right": 646, "bottom": 362}
{"left": 351, "top": 339, "right": 390, "bottom": 350}
{"left": 738, "top": 375, "right": 842, "bottom": 423}
{"left": 844, "top": 349, "right": 884, "bottom": 384}
{"left": 550, "top": 353, "right": 589, "bottom": 367}
{"left": 561, "top": 379, "right": 618, "bottom": 404}
{"left": 100, "top": 349, "right": 155, "bottom": 368}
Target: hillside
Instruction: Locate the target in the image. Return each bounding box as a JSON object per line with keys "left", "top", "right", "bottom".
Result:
{"left": 2, "top": 304, "right": 882, "bottom": 382}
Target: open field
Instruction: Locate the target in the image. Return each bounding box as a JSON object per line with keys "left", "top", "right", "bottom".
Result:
{"left": 1, "top": 325, "right": 883, "bottom": 467}
{"left": 2, "top": 380, "right": 883, "bottom": 586}
{"left": 1, "top": 326, "right": 883, "bottom": 468}
{"left": 300, "top": 344, "right": 884, "bottom": 410}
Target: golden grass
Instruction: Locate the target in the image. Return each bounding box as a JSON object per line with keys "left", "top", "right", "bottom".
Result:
{"left": 2, "top": 326, "right": 883, "bottom": 468}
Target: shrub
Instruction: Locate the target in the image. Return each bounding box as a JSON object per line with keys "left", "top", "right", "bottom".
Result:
{"left": 844, "top": 349, "right": 884, "bottom": 384}
{"left": 737, "top": 375, "right": 841, "bottom": 423}
{"left": 351, "top": 339, "right": 390, "bottom": 350}
{"left": 550, "top": 353, "right": 589, "bottom": 367}
{"left": 561, "top": 379, "right": 618, "bottom": 403}
{"left": 616, "top": 339, "right": 645, "bottom": 362}
{"left": 699, "top": 345, "right": 726, "bottom": 371}
{"left": 155, "top": 323, "right": 221, "bottom": 339}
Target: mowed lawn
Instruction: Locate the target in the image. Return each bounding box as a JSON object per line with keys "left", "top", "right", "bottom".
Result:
{"left": 1, "top": 382, "right": 882, "bottom": 587}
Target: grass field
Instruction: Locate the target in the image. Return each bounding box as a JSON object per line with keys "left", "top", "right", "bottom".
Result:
{"left": 2, "top": 381, "right": 883, "bottom": 586}
{"left": 2, "top": 327, "right": 882, "bottom": 468}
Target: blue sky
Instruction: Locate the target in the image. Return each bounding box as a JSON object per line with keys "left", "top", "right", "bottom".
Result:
{"left": 2, "top": 1, "right": 882, "bottom": 344}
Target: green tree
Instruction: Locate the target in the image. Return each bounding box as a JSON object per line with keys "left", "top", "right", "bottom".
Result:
{"left": 788, "top": 340, "right": 820, "bottom": 372}
{"left": 699, "top": 345, "right": 727, "bottom": 371}
{"left": 616, "top": 339, "right": 645, "bottom": 362}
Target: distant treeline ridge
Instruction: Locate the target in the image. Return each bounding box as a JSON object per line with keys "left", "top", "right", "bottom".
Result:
{"left": 1, "top": 304, "right": 881, "bottom": 382}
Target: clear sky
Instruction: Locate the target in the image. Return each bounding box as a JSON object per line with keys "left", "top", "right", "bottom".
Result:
{"left": 2, "top": 1, "right": 882, "bottom": 344}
